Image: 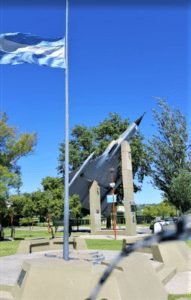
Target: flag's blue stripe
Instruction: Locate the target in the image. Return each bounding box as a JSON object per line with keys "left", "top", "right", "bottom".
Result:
{"left": 0, "top": 32, "right": 60, "bottom": 46}
{"left": 0, "top": 51, "right": 4, "bottom": 58}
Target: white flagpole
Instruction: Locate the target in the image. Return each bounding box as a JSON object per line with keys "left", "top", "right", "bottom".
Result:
{"left": 64, "top": 0, "right": 69, "bottom": 260}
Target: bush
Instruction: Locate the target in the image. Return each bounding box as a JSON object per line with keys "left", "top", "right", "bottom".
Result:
{"left": 38, "top": 222, "right": 48, "bottom": 227}
{"left": 19, "top": 217, "right": 36, "bottom": 226}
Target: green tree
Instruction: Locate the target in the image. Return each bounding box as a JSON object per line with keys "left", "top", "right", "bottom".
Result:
{"left": 70, "top": 194, "right": 82, "bottom": 219}
{"left": 142, "top": 205, "right": 156, "bottom": 219}
{"left": 22, "top": 192, "right": 38, "bottom": 224}
{"left": 69, "top": 194, "right": 82, "bottom": 230}
{"left": 148, "top": 99, "right": 191, "bottom": 210}
{"left": 155, "top": 201, "right": 176, "bottom": 218}
{"left": 40, "top": 176, "right": 82, "bottom": 220}
{"left": 142, "top": 201, "right": 176, "bottom": 219}
{"left": 169, "top": 170, "right": 191, "bottom": 213}
{"left": 0, "top": 166, "right": 15, "bottom": 218}
{"left": 41, "top": 176, "right": 64, "bottom": 218}
{"left": 59, "top": 125, "right": 95, "bottom": 171}
{"left": 38, "top": 177, "right": 63, "bottom": 236}
{"left": 6, "top": 194, "right": 25, "bottom": 224}
{"left": 0, "top": 113, "right": 36, "bottom": 222}
{"left": 37, "top": 176, "right": 81, "bottom": 235}
{"left": 58, "top": 113, "right": 150, "bottom": 193}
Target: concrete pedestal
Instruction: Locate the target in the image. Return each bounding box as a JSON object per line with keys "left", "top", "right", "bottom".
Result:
{"left": 5, "top": 252, "right": 167, "bottom": 300}
{"left": 89, "top": 181, "right": 101, "bottom": 234}
{"left": 121, "top": 141, "right": 137, "bottom": 235}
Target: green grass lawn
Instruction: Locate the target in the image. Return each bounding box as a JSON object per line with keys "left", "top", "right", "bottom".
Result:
{"left": 137, "top": 223, "right": 150, "bottom": 227}
{"left": 0, "top": 240, "right": 20, "bottom": 257}
{"left": 0, "top": 228, "right": 191, "bottom": 258}
{"left": 168, "top": 294, "right": 191, "bottom": 300}
{"left": 86, "top": 239, "right": 191, "bottom": 252}
{"left": 4, "top": 228, "right": 63, "bottom": 239}
{"left": 0, "top": 227, "right": 63, "bottom": 257}
{"left": 86, "top": 239, "right": 123, "bottom": 251}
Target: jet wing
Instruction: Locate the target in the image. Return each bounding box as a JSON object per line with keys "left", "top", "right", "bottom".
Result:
{"left": 69, "top": 152, "right": 98, "bottom": 210}
{"left": 69, "top": 174, "right": 93, "bottom": 210}
{"left": 69, "top": 154, "right": 121, "bottom": 217}
{"left": 70, "top": 172, "right": 113, "bottom": 216}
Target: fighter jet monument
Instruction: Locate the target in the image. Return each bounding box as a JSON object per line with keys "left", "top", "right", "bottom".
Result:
{"left": 69, "top": 114, "right": 145, "bottom": 217}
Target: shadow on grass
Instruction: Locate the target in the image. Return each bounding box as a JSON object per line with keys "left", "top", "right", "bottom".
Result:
{"left": 1, "top": 237, "right": 24, "bottom": 241}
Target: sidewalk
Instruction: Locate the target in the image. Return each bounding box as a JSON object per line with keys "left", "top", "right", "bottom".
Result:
{"left": 1, "top": 249, "right": 191, "bottom": 295}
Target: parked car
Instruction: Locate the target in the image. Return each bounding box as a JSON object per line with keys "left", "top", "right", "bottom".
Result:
{"left": 150, "top": 217, "right": 176, "bottom": 233}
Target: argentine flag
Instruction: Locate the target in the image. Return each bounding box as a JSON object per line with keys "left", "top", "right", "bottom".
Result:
{"left": 0, "top": 32, "right": 65, "bottom": 69}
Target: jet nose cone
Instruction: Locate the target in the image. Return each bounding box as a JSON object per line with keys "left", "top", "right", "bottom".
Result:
{"left": 134, "top": 112, "right": 146, "bottom": 126}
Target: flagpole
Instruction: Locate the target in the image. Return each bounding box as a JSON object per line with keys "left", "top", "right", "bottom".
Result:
{"left": 63, "top": 0, "right": 69, "bottom": 260}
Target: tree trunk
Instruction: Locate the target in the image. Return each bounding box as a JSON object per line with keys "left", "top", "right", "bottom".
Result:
{"left": 10, "top": 214, "right": 15, "bottom": 239}
{"left": 48, "top": 213, "right": 54, "bottom": 238}
{"left": 106, "top": 216, "right": 111, "bottom": 229}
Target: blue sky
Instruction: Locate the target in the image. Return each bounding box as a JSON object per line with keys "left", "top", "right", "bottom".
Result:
{"left": 0, "top": 2, "right": 190, "bottom": 204}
